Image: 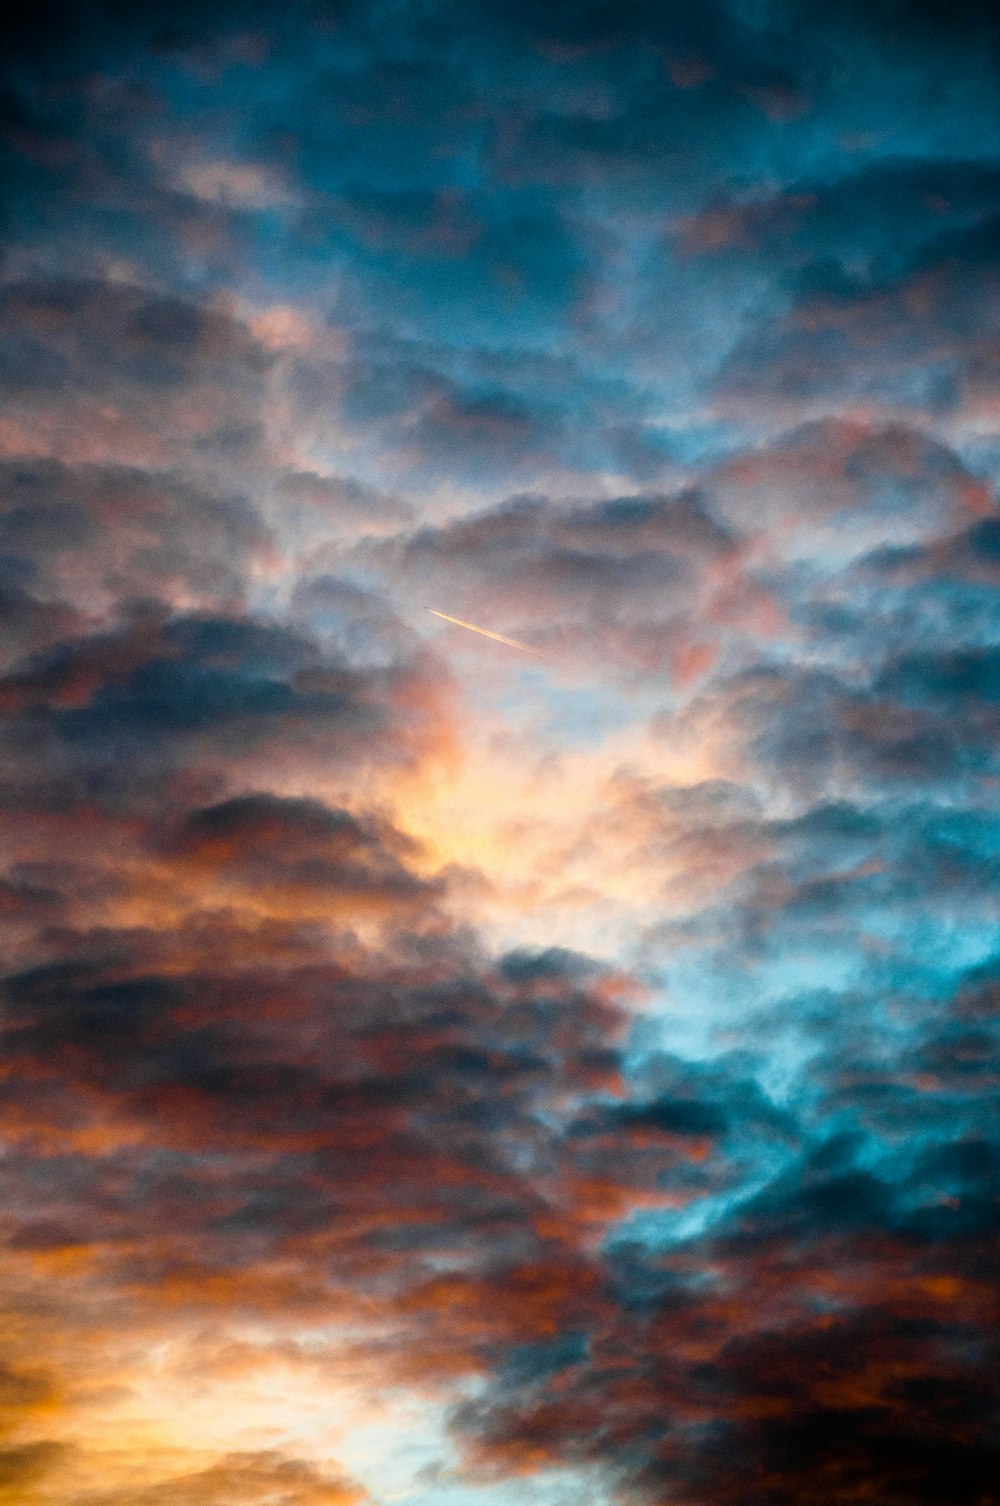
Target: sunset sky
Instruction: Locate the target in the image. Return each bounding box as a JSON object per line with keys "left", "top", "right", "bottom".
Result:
{"left": 2, "top": 2, "right": 1000, "bottom": 1502}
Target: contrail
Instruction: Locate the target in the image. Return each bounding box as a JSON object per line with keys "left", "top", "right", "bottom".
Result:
{"left": 426, "top": 609, "right": 539, "bottom": 654}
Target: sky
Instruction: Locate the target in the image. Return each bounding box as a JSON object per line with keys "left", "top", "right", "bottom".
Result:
{"left": 1, "top": 1, "right": 1000, "bottom": 1502}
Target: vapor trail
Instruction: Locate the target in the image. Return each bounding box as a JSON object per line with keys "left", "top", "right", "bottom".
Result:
{"left": 426, "top": 609, "right": 539, "bottom": 654}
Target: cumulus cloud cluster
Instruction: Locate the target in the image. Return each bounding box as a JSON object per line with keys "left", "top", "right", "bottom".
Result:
{"left": 1, "top": 1, "right": 999, "bottom": 1503}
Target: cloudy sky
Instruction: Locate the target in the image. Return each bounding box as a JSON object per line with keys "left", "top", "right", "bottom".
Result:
{"left": 1, "top": 1, "right": 1000, "bottom": 1502}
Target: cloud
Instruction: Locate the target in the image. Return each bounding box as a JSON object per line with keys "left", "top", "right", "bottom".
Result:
{"left": 714, "top": 215, "right": 1000, "bottom": 429}
{"left": 0, "top": 279, "right": 273, "bottom": 470}
{"left": 1, "top": 1, "right": 1000, "bottom": 1503}
{"left": 162, "top": 792, "right": 440, "bottom": 909}
{"left": 360, "top": 488, "right": 735, "bottom": 679}
{"left": 82, "top": 1451, "right": 369, "bottom": 1506}
{"left": 709, "top": 419, "right": 988, "bottom": 560}
{"left": 0, "top": 458, "right": 270, "bottom": 644}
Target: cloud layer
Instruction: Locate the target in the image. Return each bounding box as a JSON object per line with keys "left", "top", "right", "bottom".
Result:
{"left": 1, "top": 2, "right": 999, "bottom": 1502}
